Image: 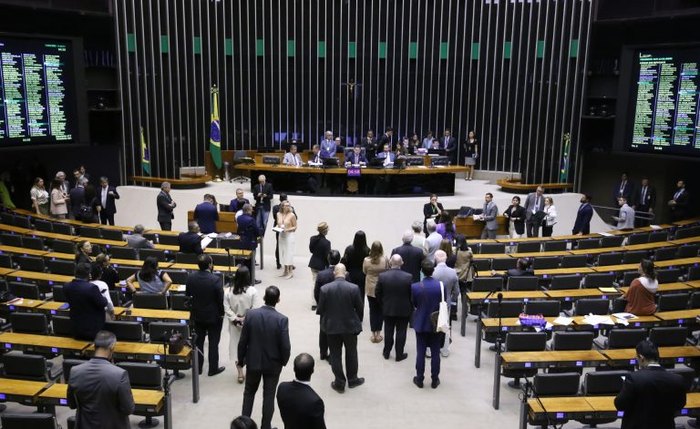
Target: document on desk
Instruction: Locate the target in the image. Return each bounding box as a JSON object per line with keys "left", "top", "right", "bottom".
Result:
{"left": 200, "top": 236, "right": 214, "bottom": 250}
{"left": 583, "top": 314, "right": 615, "bottom": 325}
{"left": 599, "top": 232, "right": 614, "bottom": 237}
{"left": 598, "top": 287, "right": 618, "bottom": 294}
{"left": 612, "top": 312, "right": 637, "bottom": 326}
{"left": 650, "top": 225, "right": 662, "bottom": 230}
{"left": 552, "top": 316, "right": 573, "bottom": 326}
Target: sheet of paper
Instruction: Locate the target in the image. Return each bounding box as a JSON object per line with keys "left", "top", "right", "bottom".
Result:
{"left": 599, "top": 232, "right": 614, "bottom": 237}
{"left": 272, "top": 226, "right": 284, "bottom": 233}
{"left": 553, "top": 316, "right": 573, "bottom": 326}
{"left": 650, "top": 224, "right": 662, "bottom": 230}
{"left": 200, "top": 236, "right": 214, "bottom": 249}
{"left": 583, "top": 314, "right": 615, "bottom": 325}
{"left": 612, "top": 312, "right": 638, "bottom": 320}
{"left": 598, "top": 287, "right": 618, "bottom": 293}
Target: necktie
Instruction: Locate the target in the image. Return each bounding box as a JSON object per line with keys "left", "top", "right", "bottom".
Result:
{"left": 534, "top": 197, "right": 540, "bottom": 213}
{"left": 619, "top": 181, "right": 626, "bottom": 196}
{"left": 641, "top": 187, "right": 647, "bottom": 204}
{"left": 675, "top": 189, "right": 682, "bottom": 200}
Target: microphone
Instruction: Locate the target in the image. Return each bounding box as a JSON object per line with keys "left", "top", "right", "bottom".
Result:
{"left": 497, "top": 293, "right": 503, "bottom": 304}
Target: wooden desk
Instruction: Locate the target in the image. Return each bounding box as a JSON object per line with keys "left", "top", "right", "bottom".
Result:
{"left": 591, "top": 263, "right": 640, "bottom": 274}
{"left": 527, "top": 397, "right": 595, "bottom": 420}
{"left": 670, "top": 236, "right": 700, "bottom": 245}
{"left": 472, "top": 253, "right": 511, "bottom": 260}
{"left": 43, "top": 251, "right": 76, "bottom": 261}
{"left": 0, "top": 267, "right": 16, "bottom": 276}
{"left": 624, "top": 241, "right": 676, "bottom": 251}
{"left": 0, "top": 379, "right": 50, "bottom": 405}
{"left": 654, "top": 308, "right": 700, "bottom": 326}
{"left": 168, "top": 263, "right": 237, "bottom": 273}
{"left": 571, "top": 315, "right": 659, "bottom": 329}
{"left": 85, "top": 341, "right": 192, "bottom": 365}
{"left": 467, "top": 291, "right": 548, "bottom": 304}
{"left": 569, "top": 246, "right": 624, "bottom": 256}
{"left": 8, "top": 270, "right": 74, "bottom": 286}
{"left": 118, "top": 308, "right": 190, "bottom": 323}
{"left": 77, "top": 237, "right": 128, "bottom": 247}
{"left": 39, "top": 383, "right": 164, "bottom": 414}
{"left": 619, "top": 282, "right": 694, "bottom": 295}
{"left": 0, "top": 298, "right": 45, "bottom": 312}
{"left": 601, "top": 346, "right": 700, "bottom": 366}
{"left": 674, "top": 218, "right": 700, "bottom": 227}
{"left": 510, "top": 251, "right": 572, "bottom": 258}
{"left": 0, "top": 244, "right": 49, "bottom": 257}
{"left": 0, "top": 332, "right": 90, "bottom": 356}
{"left": 455, "top": 216, "right": 509, "bottom": 239}
{"left": 655, "top": 257, "right": 700, "bottom": 268}
{"left": 535, "top": 267, "right": 595, "bottom": 277}
{"left": 36, "top": 300, "right": 71, "bottom": 315}
{"left": 496, "top": 237, "right": 552, "bottom": 244}
{"left": 111, "top": 258, "right": 168, "bottom": 268}
{"left": 544, "top": 288, "right": 621, "bottom": 301}
{"left": 553, "top": 233, "right": 602, "bottom": 241}
{"left": 0, "top": 224, "right": 33, "bottom": 234}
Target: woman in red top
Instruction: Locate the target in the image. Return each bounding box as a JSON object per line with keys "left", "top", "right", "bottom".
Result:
{"left": 623, "top": 259, "right": 658, "bottom": 316}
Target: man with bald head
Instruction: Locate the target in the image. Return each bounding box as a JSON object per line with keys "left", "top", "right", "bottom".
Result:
{"left": 433, "top": 250, "right": 459, "bottom": 357}
{"left": 376, "top": 254, "right": 413, "bottom": 361}
{"left": 391, "top": 230, "right": 425, "bottom": 282}
{"left": 524, "top": 186, "right": 545, "bottom": 237}
{"left": 317, "top": 263, "right": 364, "bottom": 393}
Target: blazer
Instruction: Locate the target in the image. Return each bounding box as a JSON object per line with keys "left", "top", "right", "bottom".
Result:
{"left": 572, "top": 203, "right": 593, "bottom": 235}
{"left": 229, "top": 197, "right": 250, "bottom": 213}
{"left": 543, "top": 205, "right": 557, "bottom": 227}
{"left": 433, "top": 262, "right": 459, "bottom": 304}
{"left": 126, "top": 234, "right": 154, "bottom": 250}
{"left": 97, "top": 185, "right": 120, "bottom": 216}
{"left": 614, "top": 366, "right": 686, "bottom": 429}
{"left": 283, "top": 152, "right": 303, "bottom": 166}
{"left": 64, "top": 278, "right": 108, "bottom": 341}
{"left": 185, "top": 270, "right": 224, "bottom": 325}
{"left": 318, "top": 278, "right": 363, "bottom": 335}
{"left": 313, "top": 266, "right": 347, "bottom": 311}
{"left": 523, "top": 192, "right": 544, "bottom": 221}
{"left": 391, "top": 243, "right": 425, "bottom": 282}
{"left": 193, "top": 202, "right": 219, "bottom": 234}
{"left": 308, "top": 234, "right": 331, "bottom": 271}
{"left": 276, "top": 381, "right": 326, "bottom": 429}
{"left": 238, "top": 305, "right": 291, "bottom": 373}
{"left": 503, "top": 204, "right": 526, "bottom": 235}
{"left": 411, "top": 276, "right": 444, "bottom": 333}
{"left": 67, "top": 358, "right": 135, "bottom": 429}
{"left": 635, "top": 185, "right": 656, "bottom": 209}
{"left": 69, "top": 186, "right": 85, "bottom": 217}
{"left": 483, "top": 201, "right": 499, "bottom": 230}
{"left": 252, "top": 182, "right": 274, "bottom": 211}
{"left": 375, "top": 268, "right": 413, "bottom": 318}
{"left": 236, "top": 213, "right": 260, "bottom": 249}
{"left": 423, "top": 202, "right": 444, "bottom": 222}
{"left": 376, "top": 151, "right": 396, "bottom": 163}
{"left": 345, "top": 152, "right": 367, "bottom": 165}
{"left": 319, "top": 139, "right": 337, "bottom": 159}
{"left": 671, "top": 188, "right": 690, "bottom": 215}
{"left": 178, "top": 231, "right": 203, "bottom": 254}
{"left": 156, "top": 191, "right": 174, "bottom": 222}
{"left": 617, "top": 204, "right": 635, "bottom": 230}
{"left": 376, "top": 133, "right": 393, "bottom": 151}
{"left": 440, "top": 136, "right": 456, "bottom": 154}
{"left": 613, "top": 180, "right": 634, "bottom": 203}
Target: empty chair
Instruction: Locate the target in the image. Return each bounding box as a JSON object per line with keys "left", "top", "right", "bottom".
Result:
{"left": 51, "top": 222, "right": 73, "bottom": 235}
{"left": 507, "top": 276, "right": 539, "bottom": 291}
{"left": 8, "top": 281, "right": 41, "bottom": 299}
{"left": 104, "top": 320, "right": 144, "bottom": 342}
{"left": 209, "top": 253, "right": 233, "bottom": 266}
{"left": 52, "top": 284, "right": 66, "bottom": 302}
{"left": 627, "top": 233, "right": 649, "bottom": 245}
{"left": 601, "top": 235, "right": 625, "bottom": 248}
{"left": 472, "top": 259, "right": 492, "bottom": 271}
{"left": 656, "top": 268, "right": 682, "bottom": 284}
{"left": 52, "top": 315, "right": 73, "bottom": 337}
{"left": 598, "top": 252, "right": 623, "bottom": 266}
{"left": 0, "top": 212, "right": 14, "bottom": 225}
{"left": 0, "top": 253, "right": 13, "bottom": 268}
{"left": 22, "top": 236, "right": 44, "bottom": 250}
{"left": 690, "top": 292, "right": 700, "bottom": 309}
{"left": 79, "top": 226, "right": 102, "bottom": 238}
{"left": 582, "top": 273, "right": 616, "bottom": 289}
{"left": 532, "top": 257, "right": 560, "bottom": 270}
{"left": 622, "top": 271, "right": 638, "bottom": 287}
{"left": 574, "top": 298, "right": 610, "bottom": 316}
{"left": 117, "top": 266, "right": 140, "bottom": 281}
{"left": 471, "top": 277, "right": 503, "bottom": 292}
{"left": 543, "top": 241, "right": 567, "bottom": 252}
{"left": 170, "top": 294, "right": 191, "bottom": 311}
{"left": 34, "top": 218, "right": 53, "bottom": 232}
{"left": 648, "top": 231, "right": 669, "bottom": 243}
{"left": 492, "top": 258, "right": 517, "bottom": 271}
{"left": 688, "top": 266, "right": 700, "bottom": 281}
{"left": 219, "top": 237, "right": 243, "bottom": 250}
{"left": 502, "top": 332, "right": 548, "bottom": 388}
{"left": 15, "top": 216, "right": 31, "bottom": 228}
{"left": 10, "top": 312, "right": 49, "bottom": 334}
{"left": 175, "top": 252, "right": 200, "bottom": 264}
{"left": 133, "top": 292, "right": 168, "bottom": 309}
{"left": 668, "top": 367, "right": 695, "bottom": 392}
{"left": 62, "top": 358, "right": 88, "bottom": 383}
{"left": 654, "top": 247, "right": 678, "bottom": 261}
{"left": 677, "top": 244, "right": 700, "bottom": 258}
{"left": 516, "top": 242, "right": 541, "bottom": 253}
{"left": 525, "top": 300, "right": 560, "bottom": 317}
{"left": 47, "top": 259, "right": 76, "bottom": 276}
{"left": 162, "top": 269, "right": 188, "bottom": 285}
{"left": 551, "top": 331, "right": 594, "bottom": 350}
{"left": 0, "top": 233, "right": 22, "bottom": 247}
{"left": 15, "top": 255, "right": 45, "bottom": 272}
{"left": 485, "top": 300, "right": 524, "bottom": 318}
{"left": 1, "top": 351, "right": 61, "bottom": 381}
{"left": 576, "top": 370, "right": 630, "bottom": 427}
{"left": 533, "top": 372, "right": 580, "bottom": 396}
{"left": 656, "top": 293, "right": 689, "bottom": 312}
{"left": 139, "top": 249, "right": 168, "bottom": 263}
{"left": 50, "top": 239, "right": 76, "bottom": 254}
{"left": 648, "top": 326, "right": 687, "bottom": 347}
{"left": 549, "top": 275, "right": 582, "bottom": 290}
{"left": 608, "top": 328, "right": 648, "bottom": 349}
{"left": 101, "top": 229, "right": 125, "bottom": 241}
{"left": 109, "top": 246, "right": 138, "bottom": 260}
{"left": 479, "top": 243, "right": 506, "bottom": 254}
{"left": 117, "top": 362, "right": 164, "bottom": 428}
{"left": 577, "top": 238, "right": 601, "bottom": 250}
{"left": 1, "top": 413, "right": 58, "bottom": 429}
{"left": 561, "top": 255, "right": 588, "bottom": 268}
{"left": 623, "top": 250, "right": 648, "bottom": 264}
{"left": 676, "top": 226, "right": 700, "bottom": 239}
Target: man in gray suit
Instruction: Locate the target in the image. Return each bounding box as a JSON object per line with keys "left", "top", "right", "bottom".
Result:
{"left": 433, "top": 250, "right": 459, "bottom": 357}
{"left": 424, "top": 220, "right": 442, "bottom": 262}
{"left": 613, "top": 196, "right": 636, "bottom": 230}
{"left": 239, "top": 286, "right": 291, "bottom": 429}
{"left": 318, "top": 264, "right": 365, "bottom": 393}
{"left": 68, "top": 330, "right": 135, "bottom": 429}
{"left": 125, "top": 224, "right": 154, "bottom": 250}
{"left": 523, "top": 186, "right": 545, "bottom": 237}
{"left": 481, "top": 193, "right": 499, "bottom": 239}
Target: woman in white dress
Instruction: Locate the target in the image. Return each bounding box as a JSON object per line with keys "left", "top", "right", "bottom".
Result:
{"left": 223, "top": 266, "right": 261, "bottom": 383}
{"left": 542, "top": 196, "right": 558, "bottom": 237}
{"left": 276, "top": 200, "right": 297, "bottom": 279}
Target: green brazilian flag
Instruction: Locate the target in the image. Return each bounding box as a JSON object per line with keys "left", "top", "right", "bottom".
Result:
{"left": 210, "top": 86, "right": 222, "bottom": 169}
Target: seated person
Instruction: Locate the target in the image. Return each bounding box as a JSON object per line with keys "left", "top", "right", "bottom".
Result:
{"left": 308, "top": 144, "right": 323, "bottom": 166}
{"left": 319, "top": 131, "right": 337, "bottom": 159}
{"left": 345, "top": 145, "right": 367, "bottom": 166}
{"left": 194, "top": 194, "right": 219, "bottom": 234}
{"left": 375, "top": 144, "right": 396, "bottom": 167}
{"left": 505, "top": 258, "right": 534, "bottom": 277}
{"left": 623, "top": 259, "right": 658, "bottom": 316}
{"left": 178, "top": 221, "right": 203, "bottom": 254}
{"left": 430, "top": 139, "right": 441, "bottom": 150}
{"left": 126, "top": 256, "right": 173, "bottom": 294}
{"left": 283, "top": 144, "right": 303, "bottom": 166}
{"left": 229, "top": 188, "right": 250, "bottom": 213}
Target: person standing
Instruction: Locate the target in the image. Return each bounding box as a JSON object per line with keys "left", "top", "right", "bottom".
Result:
{"left": 186, "top": 254, "right": 226, "bottom": 376}
{"left": 541, "top": 197, "right": 558, "bottom": 237}
{"left": 634, "top": 178, "right": 656, "bottom": 227}
{"left": 481, "top": 193, "right": 499, "bottom": 239}
{"left": 96, "top": 176, "right": 120, "bottom": 225}
{"left": 462, "top": 131, "right": 478, "bottom": 181}
{"left": 178, "top": 221, "right": 204, "bottom": 254}
{"left": 276, "top": 200, "right": 298, "bottom": 279}
{"left": 276, "top": 353, "right": 327, "bottom": 429}
{"left": 615, "top": 340, "right": 686, "bottom": 429}
{"left": 230, "top": 188, "right": 250, "bottom": 214}
{"left": 668, "top": 179, "right": 690, "bottom": 222}
{"left": 424, "top": 220, "right": 443, "bottom": 262}
{"left": 613, "top": 196, "right": 635, "bottom": 230}
{"left": 156, "top": 181, "right": 176, "bottom": 231}
{"left": 239, "top": 286, "right": 291, "bottom": 429}
{"left": 432, "top": 250, "right": 459, "bottom": 357}
{"left": 50, "top": 179, "right": 69, "bottom": 219}
{"left": 309, "top": 222, "right": 331, "bottom": 307}
{"left": 224, "top": 266, "right": 261, "bottom": 383}
{"left": 361, "top": 130, "right": 378, "bottom": 159}
{"left": 314, "top": 250, "right": 342, "bottom": 360}
{"left": 67, "top": 331, "right": 135, "bottom": 429}
{"left": 318, "top": 264, "right": 365, "bottom": 393}
{"left": 69, "top": 177, "right": 86, "bottom": 220}
{"left": 272, "top": 194, "right": 297, "bottom": 269}
{"left": 376, "top": 127, "right": 394, "bottom": 151}
{"left": 253, "top": 175, "right": 274, "bottom": 236}
{"left": 423, "top": 194, "right": 444, "bottom": 234}
{"left": 194, "top": 194, "right": 219, "bottom": 234}
{"left": 375, "top": 255, "right": 413, "bottom": 361}
{"left": 503, "top": 196, "right": 526, "bottom": 239}
{"left": 64, "top": 262, "right": 108, "bottom": 341}
{"left": 572, "top": 194, "right": 593, "bottom": 235}
{"left": 319, "top": 131, "right": 337, "bottom": 159}
{"left": 411, "top": 260, "right": 445, "bottom": 389}
{"left": 523, "top": 186, "right": 544, "bottom": 238}
{"left": 341, "top": 231, "right": 370, "bottom": 299}
{"left": 362, "top": 241, "right": 389, "bottom": 344}
{"left": 613, "top": 172, "right": 634, "bottom": 206}
{"left": 391, "top": 230, "right": 425, "bottom": 283}
{"left": 440, "top": 128, "right": 457, "bottom": 164}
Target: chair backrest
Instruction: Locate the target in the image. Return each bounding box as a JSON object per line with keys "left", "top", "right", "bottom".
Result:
{"left": 52, "top": 315, "right": 73, "bottom": 337}
{"left": 690, "top": 291, "right": 700, "bottom": 309}
{"left": 533, "top": 372, "right": 581, "bottom": 397}
{"left": 1, "top": 413, "right": 57, "bottom": 429}
{"left": 170, "top": 294, "right": 191, "bottom": 311}
{"left": 677, "top": 244, "right": 700, "bottom": 259}
{"left": 1, "top": 351, "right": 47, "bottom": 381}
{"left": 627, "top": 233, "right": 649, "bottom": 245}
{"left": 479, "top": 243, "right": 506, "bottom": 255}
{"left": 52, "top": 284, "right": 67, "bottom": 302}
{"left": 551, "top": 331, "right": 594, "bottom": 351}
{"left": 574, "top": 298, "right": 610, "bottom": 316}
{"left": 688, "top": 266, "right": 700, "bottom": 281}
{"left": 668, "top": 367, "right": 695, "bottom": 392}
{"left": 104, "top": 320, "right": 144, "bottom": 342}
{"left": 597, "top": 252, "right": 623, "bottom": 266}
{"left": 50, "top": 239, "right": 76, "bottom": 254}
{"left": 648, "top": 231, "right": 669, "bottom": 243}
{"left": 505, "top": 331, "right": 548, "bottom": 352}
{"left": 486, "top": 300, "right": 524, "bottom": 318}
{"left": 622, "top": 250, "right": 648, "bottom": 264}
{"left": 47, "top": 259, "right": 76, "bottom": 276}
{"left": 0, "top": 212, "right": 14, "bottom": 225}
{"left": 648, "top": 326, "right": 687, "bottom": 347}
{"left": 79, "top": 226, "right": 102, "bottom": 238}
{"left": 472, "top": 259, "right": 492, "bottom": 271}
{"left": 583, "top": 370, "right": 630, "bottom": 395}
{"left": 139, "top": 248, "right": 167, "bottom": 262}
{"left": 472, "top": 277, "right": 504, "bottom": 292}
{"left": 8, "top": 281, "right": 40, "bottom": 299}
{"left": 492, "top": 258, "right": 517, "bottom": 271}
{"left": 51, "top": 222, "right": 73, "bottom": 235}
{"left": 10, "top": 312, "right": 48, "bottom": 335}
{"left": 524, "top": 300, "right": 561, "bottom": 317}
{"left": 117, "top": 362, "right": 163, "bottom": 390}
{"left": 148, "top": 321, "right": 191, "bottom": 343}
{"left": 0, "top": 253, "right": 13, "bottom": 268}
{"left": 549, "top": 275, "right": 582, "bottom": 290}
{"left": 577, "top": 238, "right": 601, "bottom": 250}
{"left": 34, "top": 219, "right": 53, "bottom": 232}
{"left": 654, "top": 247, "right": 678, "bottom": 262}
{"left": 15, "top": 255, "right": 45, "bottom": 272}
{"left": 675, "top": 226, "right": 700, "bottom": 240}
{"left": 14, "top": 216, "right": 32, "bottom": 229}
{"left": 532, "top": 257, "right": 561, "bottom": 270}
{"left": 582, "top": 273, "right": 616, "bottom": 289}
{"left": 543, "top": 241, "right": 568, "bottom": 252}
{"left": 656, "top": 268, "right": 681, "bottom": 284}
{"left": 175, "top": 252, "right": 199, "bottom": 264}
{"left": 656, "top": 293, "right": 689, "bottom": 312}
{"left": 110, "top": 290, "right": 123, "bottom": 306}
{"left": 600, "top": 235, "right": 625, "bottom": 248}
{"left": 209, "top": 253, "right": 232, "bottom": 266}
{"left": 154, "top": 234, "right": 178, "bottom": 246}
{"left": 516, "top": 242, "right": 541, "bottom": 253}
{"left": 560, "top": 255, "right": 588, "bottom": 268}
{"left": 608, "top": 328, "right": 648, "bottom": 349}
{"left": 163, "top": 269, "right": 188, "bottom": 285}
{"left": 22, "top": 236, "right": 44, "bottom": 250}
{"left": 62, "top": 358, "right": 88, "bottom": 383}
{"left": 133, "top": 292, "right": 168, "bottom": 309}
{"left": 101, "top": 229, "right": 125, "bottom": 241}
{"left": 622, "top": 271, "right": 638, "bottom": 287}
{"left": 109, "top": 246, "right": 138, "bottom": 260}
{"left": 507, "top": 276, "right": 539, "bottom": 291}
{"left": 0, "top": 233, "right": 22, "bottom": 247}
{"left": 116, "top": 266, "right": 139, "bottom": 281}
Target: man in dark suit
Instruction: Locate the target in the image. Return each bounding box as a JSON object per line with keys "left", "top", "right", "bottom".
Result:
{"left": 615, "top": 340, "right": 686, "bottom": 429}
{"left": 156, "top": 181, "right": 176, "bottom": 231}
{"left": 314, "top": 250, "right": 341, "bottom": 361}
{"left": 239, "top": 286, "right": 291, "bottom": 429}
{"left": 230, "top": 188, "right": 250, "bottom": 213}
{"left": 633, "top": 178, "right": 656, "bottom": 227}
{"left": 193, "top": 194, "right": 219, "bottom": 234}
{"left": 126, "top": 224, "right": 154, "bottom": 250}
{"left": 68, "top": 331, "right": 135, "bottom": 429}
{"left": 318, "top": 264, "right": 364, "bottom": 393}
{"left": 253, "top": 174, "right": 274, "bottom": 236}
{"left": 276, "top": 353, "right": 326, "bottom": 429}
{"left": 523, "top": 186, "right": 545, "bottom": 237}
{"left": 345, "top": 145, "right": 367, "bottom": 166}
{"left": 572, "top": 194, "right": 594, "bottom": 235}
{"left": 376, "top": 127, "right": 394, "bottom": 151}
{"left": 440, "top": 129, "right": 457, "bottom": 164}
{"left": 361, "top": 130, "right": 378, "bottom": 160}
{"left": 668, "top": 179, "right": 690, "bottom": 222}
{"left": 272, "top": 194, "right": 297, "bottom": 269}
{"left": 376, "top": 255, "right": 413, "bottom": 361}
{"left": 613, "top": 172, "right": 634, "bottom": 206}
{"left": 69, "top": 178, "right": 86, "bottom": 220}
{"left": 236, "top": 204, "right": 260, "bottom": 276}
{"left": 391, "top": 230, "right": 425, "bottom": 282}
{"left": 64, "top": 262, "right": 108, "bottom": 341}
{"left": 309, "top": 222, "right": 331, "bottom": 309}
{"left": 423, "top": 194, "right": 444, "bottom": 235}
{"left": 411, "top": 260, "right": 445, "bottom": 389}
{"left": 96, "top": 176, "right": 120, "bottom": 225}
{"left": 186, "top": 254, "right": 225, "bottom": 376}
{"left": 506, "top": 258, "right": 534, "bottom": 278}
{"left": 178, "top": 221, "right": 203, "bottom": 254}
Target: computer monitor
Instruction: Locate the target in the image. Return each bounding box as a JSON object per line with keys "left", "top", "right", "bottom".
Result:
{"left": 322, "top": 157, "right": 339, "bottom": 167}
{"left": 405, "top": 156, "right": 425, "bottom": 166}
{"left": 427, "top": 148, "right": 446, "bottom": 156}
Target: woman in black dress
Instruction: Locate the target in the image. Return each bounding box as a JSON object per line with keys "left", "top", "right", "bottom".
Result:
{"left": 463, "top": 131, "right": 478, "bottom": 181}
{"left": 341, "top": 230, "right": 370, "bottom": 299}
{"left": 503, "top": 196, "right": 526, "bottom": 238}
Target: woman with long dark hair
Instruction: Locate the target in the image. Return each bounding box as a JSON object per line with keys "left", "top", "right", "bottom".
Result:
{"left": 436, "top": 212, "right": 456, "bottom": 244}
{"left": 342, "top": 231, "right": 370, "bottom": 297}
{"left": 363, "top": 240, "right": 389, "bottom": 343}
{"left": 623, "top": 259, "right": 658, "bottom": 316}
{"left": 75, "top": 240, "right": 94, "bottom": 265}
{"left": 224, "top": 266, "right": 261, "bottom": 383}
{"left": 126, "top": 256, "right": 172, "bottom": 294}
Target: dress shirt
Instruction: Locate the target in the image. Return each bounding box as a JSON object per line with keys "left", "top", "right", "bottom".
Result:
{"left": 101, "top": 187, "right": 108, "bottom": 208}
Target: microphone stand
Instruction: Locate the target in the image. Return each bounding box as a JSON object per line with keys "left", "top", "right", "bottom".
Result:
{"left": 162, "top": 336, "right": 175, "bottom": 429}
{"left": 474, "top": 286, "right": 501, "bottom": 368}
{"left": 496, "top": 292, "right": 504, "bottom": 354}
{"left": 225, "top": 247, "right": 234, "bottom": 285}
{"left": 492, "top": 292, "right": 504, "bottom": 410}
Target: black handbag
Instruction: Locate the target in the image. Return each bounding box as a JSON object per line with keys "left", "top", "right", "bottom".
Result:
{"left": 168, "top": 331, "right": 186, "bottom": 354}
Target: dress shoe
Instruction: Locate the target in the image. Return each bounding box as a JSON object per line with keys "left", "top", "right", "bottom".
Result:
{"left": 198, "top": 367, "right": 203, "bottom": 375}
{"left": 412, "top": 377, "right": 424, "bottom": 388}
{"left": 383, "top": 351, "right": 390, "bottom": 360}
{"left": 208, "top": 366, "right": 225, "bottom": 376}
{"left": 348, "top": 377, "right": 365, "bottom": 388}
{"left": 431, "top": 378, "right": 441, "bottom": 389}
{"left": 276, "top": 264, "right": 281, "bottom": 269}
{"left": 254, "top": 279, "right": 262, "bottom": 284}
{"left": 396, "top": 353, "right": 408, "bottom": 362}
{"left": 330, "top": 381, "right": 345, "bottom": 393}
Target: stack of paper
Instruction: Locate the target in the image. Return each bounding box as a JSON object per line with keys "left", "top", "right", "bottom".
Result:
{"left": 583, "top": 314, "right": 615, "bottom": 325}
{"left": 553, "top": 316, "right": 574, "bottom": 326}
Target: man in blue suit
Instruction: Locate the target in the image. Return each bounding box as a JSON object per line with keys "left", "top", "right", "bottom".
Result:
{"left": 236, "top": 204, "right": 260, "bottom": 277}
{"left": 411, "top": 260, "right": 445, "bottom": 389}
{"left": 229, "top": 188, "right": 250, "bottom": 213}
{"left": 320, "top": 131, "right": 337, "bottom": 159}
{"left": 194, "top": 194, "right": 219, "bottom": 234}
{"left": 375, "top": 144, "right": 396, "bottom": 167}
{"left": 178, "top": 221, "right": 203, "bottom": 254}
{"left": 97, "top": 176, "right": 120, "bottom": 225}
{"left": 64, "top": 262, "right": 108, "bottom": 341}
{"left": 572, "top": 194, "right": 593, "bottom": 235}
{"left": 345, "top": 146, "right": 367, "bottom": 166}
